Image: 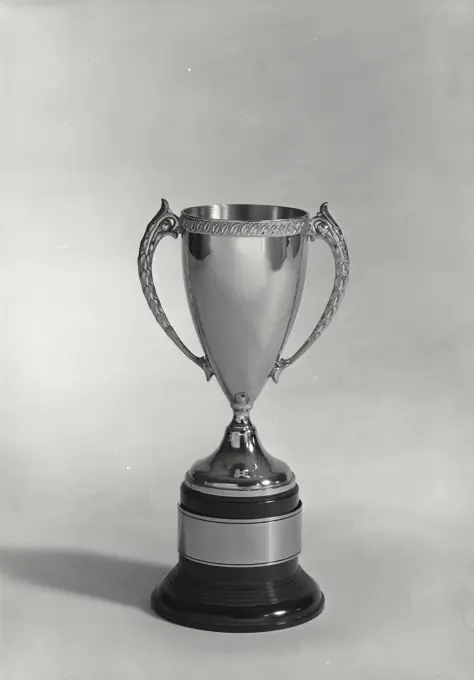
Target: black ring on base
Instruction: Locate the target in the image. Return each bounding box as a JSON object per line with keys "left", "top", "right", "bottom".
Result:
{"left": 151, "top": 484, "right": 324, "bottom": 632}
{"left": 151, "top": 556, "right": 325, "bottom": 633}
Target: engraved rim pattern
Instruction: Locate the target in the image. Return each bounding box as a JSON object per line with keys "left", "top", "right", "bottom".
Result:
{"left": 180, "top": 214, "right": 311, "bottom": 237}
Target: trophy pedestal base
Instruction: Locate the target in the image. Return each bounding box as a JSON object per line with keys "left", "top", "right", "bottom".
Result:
{"left": 151, "top": 556, "right": 324, "bottom": 633}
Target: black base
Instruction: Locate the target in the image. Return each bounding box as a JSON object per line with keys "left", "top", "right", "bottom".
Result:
{"left": 151, "top": 556, "right": 325, "bottom": 633}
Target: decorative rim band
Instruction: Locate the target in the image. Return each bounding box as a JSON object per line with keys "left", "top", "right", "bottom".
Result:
{"left": 180, "top": 214, "right": 311, "bottom": 237}
{"left": 183, "top": 478, "right": 297, "bottom": 497}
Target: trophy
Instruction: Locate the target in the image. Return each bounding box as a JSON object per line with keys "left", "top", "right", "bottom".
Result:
{"left": 138, "top": 200, "right": 350, "bottom": 632}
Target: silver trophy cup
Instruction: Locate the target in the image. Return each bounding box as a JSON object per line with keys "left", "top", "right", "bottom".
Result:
{"left": 138, "top": 200, "right": 350, "bottom": 632}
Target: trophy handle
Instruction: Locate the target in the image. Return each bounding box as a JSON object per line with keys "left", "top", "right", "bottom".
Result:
{"left": 138, "top": 199, "right": 214, "bottom": 381}
{"left": 270, "top": 202, "right": 350, "bottom": 383}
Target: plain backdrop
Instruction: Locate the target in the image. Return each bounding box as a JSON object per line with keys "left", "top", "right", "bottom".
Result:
{"left": 1, "top": 0, "right": 474, "bottom": 678}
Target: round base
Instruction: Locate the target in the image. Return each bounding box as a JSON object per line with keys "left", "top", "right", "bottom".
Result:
{"left": 151, "top": 557, "right": 325, "bottom": 633}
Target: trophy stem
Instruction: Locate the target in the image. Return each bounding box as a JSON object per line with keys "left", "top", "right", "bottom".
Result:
{"left": 231, "top": 391, "right": 253, "bottom": 423}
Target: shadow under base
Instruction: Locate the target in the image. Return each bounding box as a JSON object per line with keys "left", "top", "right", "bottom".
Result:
{"left": 151, "top": 556, "right": 324, "bottom": 633}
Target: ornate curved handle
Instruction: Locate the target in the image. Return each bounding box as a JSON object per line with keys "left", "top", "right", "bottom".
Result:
{"left": 138, "top": 199, "right": 214, "bottom": 381}
{"left": 270, "top": 202, "right": 350, "bottom": 383}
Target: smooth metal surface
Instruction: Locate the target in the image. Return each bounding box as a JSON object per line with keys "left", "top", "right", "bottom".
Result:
{"left": 138, "top": 200, "right": 350, "bottom": 494}
{"left": 177, "top": 504, "right": 303, "bottom": 567}
{"left": 182, "top": 227, "right": 308, "bottom": 412}
{"left": 185, "top": 415, "right": 295, "bottom": 496}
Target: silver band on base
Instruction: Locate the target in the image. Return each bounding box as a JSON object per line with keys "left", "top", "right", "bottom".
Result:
{"left": 177, "top": 504, "right": 303, "bottom": 567}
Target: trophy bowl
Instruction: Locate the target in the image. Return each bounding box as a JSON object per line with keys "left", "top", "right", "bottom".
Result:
{"left": 138, "top": 199, "right": 350, "bottom": 633}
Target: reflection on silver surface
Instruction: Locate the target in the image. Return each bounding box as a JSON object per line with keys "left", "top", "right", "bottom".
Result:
{"left": 138, "top": 201, "right": 350, "bottom": 496}
{"left": 182, "top": 229, "right": 308, "bottom": 412}
{"left": 178, "top": 504, "right": 302, "bottom": 567}
{"left": 185, "top": 415, "right": 295, "bottom": 496}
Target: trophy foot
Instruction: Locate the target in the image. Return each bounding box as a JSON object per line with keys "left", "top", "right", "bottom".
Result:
{"left": 185, "top": 415, "right": 296, "bottom": 496}
{"left": 151, "top": 557, "right": 324, "bottom": 633}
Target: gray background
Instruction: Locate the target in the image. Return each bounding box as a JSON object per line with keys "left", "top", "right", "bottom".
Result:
{"left": 1, "top": 0, "right": 474, "bottom": 678}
